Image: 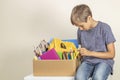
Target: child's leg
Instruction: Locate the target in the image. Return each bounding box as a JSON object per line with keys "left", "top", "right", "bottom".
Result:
{"left": 75, "top": 61, "right": 94, "bottom": 80}
{"left": 92, "top": 62, "right": 111, "bottom": 80}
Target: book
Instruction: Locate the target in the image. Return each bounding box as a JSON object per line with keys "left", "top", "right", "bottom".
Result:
{"left": 40, "top": 48, "right": 60, "bottom": 60}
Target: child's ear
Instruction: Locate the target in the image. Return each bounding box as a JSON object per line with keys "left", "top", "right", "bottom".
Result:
{"left": 87, "top": 16, "right": 92, "bottom": 22}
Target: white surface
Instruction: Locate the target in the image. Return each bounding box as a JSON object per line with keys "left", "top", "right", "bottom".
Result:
{"left": 24, "top": 74, "right": 113, "bottom": 80}
{"left": 24, "top": 74, "right": 74, "bottom": 80}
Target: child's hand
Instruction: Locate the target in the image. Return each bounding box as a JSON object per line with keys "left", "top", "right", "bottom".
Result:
{"left": 79, "top": 48, "right": 91, "bottom": 56}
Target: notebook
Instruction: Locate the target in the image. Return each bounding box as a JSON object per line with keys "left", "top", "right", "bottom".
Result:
{"left": 40, "top": 48, "right": 60, "bottom": 60}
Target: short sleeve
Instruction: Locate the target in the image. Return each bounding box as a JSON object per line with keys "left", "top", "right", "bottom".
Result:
{"left": 103, "top": 24, "right": 116, "bottom": 45}
{"left": 77, "top": 28, "right": 81, "bottom": 44}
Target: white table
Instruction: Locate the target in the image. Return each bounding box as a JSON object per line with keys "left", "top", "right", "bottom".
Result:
{"left": 24, "top": 74, "right": 74, "bottom": 80}
{"left": 24, "top": 74, "right": 113, "bottom": 80}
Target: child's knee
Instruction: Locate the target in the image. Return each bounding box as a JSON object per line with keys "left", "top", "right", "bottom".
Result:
{"left": 75, "top": 74, "right": 88, "bottom": 80}
{"left": 92, "top": 75, "right": 104, "bottom": 80}
{"left": 92, "top": 73, "right": 109, "bottom": 80}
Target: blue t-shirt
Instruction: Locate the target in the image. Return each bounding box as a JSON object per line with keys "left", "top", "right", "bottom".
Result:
{"left": 77, "top": 21, "right": 116, "bottom": 72}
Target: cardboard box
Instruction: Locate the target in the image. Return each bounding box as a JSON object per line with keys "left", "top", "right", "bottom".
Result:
{"left": 33, "top": 59, "right": 80, "bottom": 76}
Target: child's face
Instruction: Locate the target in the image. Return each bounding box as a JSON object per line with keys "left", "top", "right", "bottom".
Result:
{"left": 74, "top": 16, "right": 93, "bottom": 30}
{"left": 75, "top": 21, "right": 92, "bottom": 31}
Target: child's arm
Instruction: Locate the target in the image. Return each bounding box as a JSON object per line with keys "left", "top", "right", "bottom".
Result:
{"left": 79, "top": 42, "right": 115, "bottom": 59}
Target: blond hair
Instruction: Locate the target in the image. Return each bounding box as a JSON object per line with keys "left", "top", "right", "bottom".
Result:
{"left": 71, "top": 4, "right": 92, "bottom": 25}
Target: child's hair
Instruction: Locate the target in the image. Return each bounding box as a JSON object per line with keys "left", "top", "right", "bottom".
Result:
{"left": 71, "top": 4, "right": 92, "bottom": 25}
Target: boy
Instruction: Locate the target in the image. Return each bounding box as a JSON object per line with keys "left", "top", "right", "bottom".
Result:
{"left": 71, "top": 4, "right": 116, "bottom": 80}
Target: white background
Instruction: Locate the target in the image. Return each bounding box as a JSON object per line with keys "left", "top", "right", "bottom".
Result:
{"left": 0, "top": 0, "right": 120, "bottom": 80}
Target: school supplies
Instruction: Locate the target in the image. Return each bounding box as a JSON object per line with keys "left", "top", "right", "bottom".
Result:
{"left": 33, "top": 40, "right": 49, "bottom": 59}
{"left": 48, "top": 38, "right": 77, "bottom": 52}
{"left": 33, "top": 38, "right": 81, "bottom": 60}
{"left": 34, "top": 46, "right": 42, "bottom": 57}
{"left": 40, "top": 48, "right": 60, "bottom": 60}
{"left": 39, "top": 40, "right": 49, "bottom": 53}
{"left": 57, "top": 52, "right": 63, "bottom": 59}
{"left": 67, "top": 52, "right": 71, "bottom": 60}
{"left": 61, "top": 51, "right": 80, "bottom": 60}
{"left": 63, "top": 39, "right": 78, "bottom": 48}
{"left": 33, "top": 38, "right": 81, "bottom": 76}
{"left": 33, "top": 56, "right": 38, "bottom": 60}
{"left": 62, "top": 52, "right": 68, "bottom": 60}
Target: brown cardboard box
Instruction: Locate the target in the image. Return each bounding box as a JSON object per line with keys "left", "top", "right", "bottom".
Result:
{"left": 33, "top": 59, "right": 80, "bottom": 76}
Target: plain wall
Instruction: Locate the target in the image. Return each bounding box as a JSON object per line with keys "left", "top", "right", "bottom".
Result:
{"left": 0, "top": 0, "right": 120, "bottom": 80}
